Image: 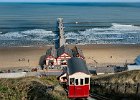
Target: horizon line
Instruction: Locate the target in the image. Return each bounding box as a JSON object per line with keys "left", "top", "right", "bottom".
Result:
{"left": 0, "top": 1, "right": 140, "bottom": 3}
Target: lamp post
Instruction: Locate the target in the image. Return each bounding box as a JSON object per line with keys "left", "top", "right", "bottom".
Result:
{"left": 28, "top": 59, "right": 30, "bottom": 72}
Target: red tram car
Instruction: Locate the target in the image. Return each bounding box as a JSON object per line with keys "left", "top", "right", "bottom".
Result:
{"left": 66, "top": 57, "right": 90, "bottom": 99}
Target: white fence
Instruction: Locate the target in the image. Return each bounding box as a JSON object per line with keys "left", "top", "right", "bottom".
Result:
{"left": 0, "top": 72, "right": 27, "bottom": 78}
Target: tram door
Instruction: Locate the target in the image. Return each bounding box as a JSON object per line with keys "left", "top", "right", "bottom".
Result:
{"left": 75, "top": 78, "right": 84, "bottom": 96}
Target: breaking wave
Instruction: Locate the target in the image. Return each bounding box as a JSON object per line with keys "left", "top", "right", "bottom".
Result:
{"left": 65, "top": 23, "right": 140, "bottom": 44}
{"left": 0, "top": 29, "right": 55, "bottom": 41}
{"left": 0, "top": 23, "right": 140, "bottom": 46}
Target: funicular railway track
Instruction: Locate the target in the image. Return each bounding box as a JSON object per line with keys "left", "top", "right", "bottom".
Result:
{"left": 89, "top": 93, "right": 111, "bottom": 100}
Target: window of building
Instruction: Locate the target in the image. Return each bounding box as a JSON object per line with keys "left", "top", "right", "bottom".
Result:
{"left": 75, "top": 79, "right": 78, "bottom": 85}
{"left": 70, "top": 78, "right": 74, "bottom": 85}
{"left": 63, "top": 77, "right": 67, "bottom": 82}
{"left": 85, "top": 78, "right": 89, "bottom": 84}
{"left": 80, "top": 79, "right": 83, "bottom": 85}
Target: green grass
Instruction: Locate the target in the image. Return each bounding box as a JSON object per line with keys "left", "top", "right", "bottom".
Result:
{"left": 0, "top": 76, "right": 69, "bottom": 100}
{"left": 90, "top": 70, "right": 140, "bottom": 99}
{"left": 92, "top": 70, "right": 140, "bottom": 84}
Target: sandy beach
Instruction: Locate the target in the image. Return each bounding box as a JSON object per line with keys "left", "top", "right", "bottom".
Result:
{"left": 0, "top": 44, "right": 140, "bottom": 69}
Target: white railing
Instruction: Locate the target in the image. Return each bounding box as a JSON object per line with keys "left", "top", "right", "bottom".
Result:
{"left": 0, "top": 72, "right": 27, "bottom": 78}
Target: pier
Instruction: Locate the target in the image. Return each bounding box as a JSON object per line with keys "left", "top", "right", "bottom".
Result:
{"left": 57, "top": 18, "right": 66, "bottom": 48}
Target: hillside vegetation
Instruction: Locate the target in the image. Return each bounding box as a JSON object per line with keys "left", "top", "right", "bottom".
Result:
{"left": 0, "top": 76, "right": 68, "bottom": 100}
{"left": 92, "top": 70, "right": 140, "bottom": 84}
{"left": 90, "top": 70, "right": 140, "bottom": 100}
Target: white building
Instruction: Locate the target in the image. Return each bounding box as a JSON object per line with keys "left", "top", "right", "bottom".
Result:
{"left": 127, "top": 55, "right": 140, "bottom": 71}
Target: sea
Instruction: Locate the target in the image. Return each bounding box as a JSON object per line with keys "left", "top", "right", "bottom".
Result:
{"left": 0, "top": 2, "right": 140, "bottom": 47}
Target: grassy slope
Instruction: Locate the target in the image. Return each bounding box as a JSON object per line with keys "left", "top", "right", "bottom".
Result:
{"left": 90, "top": 70, "right": 140, "bottom": 100}
{"left": 0, "top": 76, "right": 68, "bottom": 100}
{"left": 92, "top": 70, "right": 140, "bottom": 84}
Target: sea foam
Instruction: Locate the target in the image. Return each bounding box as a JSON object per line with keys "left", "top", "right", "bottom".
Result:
{"left": 0, "top": 29, "right": 55, "bottom": 41}
{"left": 0, "top": 23, "right": 140, "bottom": 46}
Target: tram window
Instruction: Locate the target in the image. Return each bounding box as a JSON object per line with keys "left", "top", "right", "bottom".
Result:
{"left": 70, "top": 78, "right": 74, "bottom": 85}
{"left": 85, "top": 78, "right": 89, "bottom": 84}
{"left": 80, "top": 79, "right": 83, "bottom": 85}
{"left": 75, "top": 79, "right": 78, "bottom": 85}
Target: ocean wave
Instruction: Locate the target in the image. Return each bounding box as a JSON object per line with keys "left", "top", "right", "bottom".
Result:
{"left": 82, "top": 23, "right": 140, "bottom": 35}
{"left": 65, "top": 23, "right": 140, "bottom": 36}
{"left": 0, "top": 23, "right": 140, "bottom": 46}
{"left": 0, "top": 29, "right": 55, "bottom": 40}
{"left": 65, "top": 23, "right": 140, "bottom": 44}
{"left": 111, "top": 23, "right": 140, "bottom": 30}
